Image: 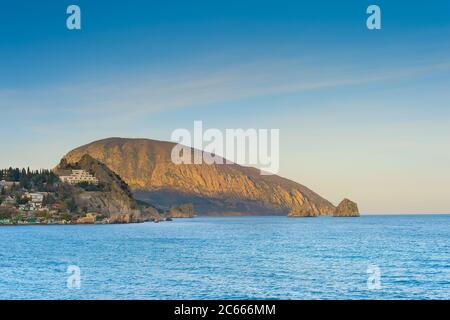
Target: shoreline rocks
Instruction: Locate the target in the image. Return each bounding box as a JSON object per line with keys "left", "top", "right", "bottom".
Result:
{"left": 167, "top": 203, "right": 195, "bottom": 218}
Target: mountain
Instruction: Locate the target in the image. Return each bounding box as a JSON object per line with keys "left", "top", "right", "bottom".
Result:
{"left": 59, "top": 137, "right": 358, "bottom": 217}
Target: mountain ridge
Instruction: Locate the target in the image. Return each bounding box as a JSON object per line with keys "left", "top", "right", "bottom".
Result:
{"left": 59, "top": 137, "right": 359, "bottom": 217}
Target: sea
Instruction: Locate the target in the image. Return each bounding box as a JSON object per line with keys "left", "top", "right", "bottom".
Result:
{"left": 0, "top": 215, "right": 449, "bottom": 300}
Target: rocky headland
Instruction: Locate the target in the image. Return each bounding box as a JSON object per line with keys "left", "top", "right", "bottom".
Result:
{"left": 59, "top": 137, "right": 359, "bottom": 217}
{"left": 55, "top": 154, "right": 164, "bottom": 223}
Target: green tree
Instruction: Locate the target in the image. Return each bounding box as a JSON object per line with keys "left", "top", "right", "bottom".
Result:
{"left": 16, "top": 196, "right": 29, "bottom": 205}
{"left": 43, "top": 194, "right": 56, "bottom": 206}
{"left": 59, "top": 213, "right": 73, "bottom": 222}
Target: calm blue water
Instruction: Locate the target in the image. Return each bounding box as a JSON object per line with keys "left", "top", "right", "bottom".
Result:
{"left": 0, "top": 215, "right": 449, "bottom": 300}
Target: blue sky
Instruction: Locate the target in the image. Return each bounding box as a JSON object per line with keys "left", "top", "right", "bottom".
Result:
{"left": 1, "top": 1, "right": 450, "bottom": 213}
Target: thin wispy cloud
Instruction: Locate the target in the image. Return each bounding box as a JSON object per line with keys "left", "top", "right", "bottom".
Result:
{"left": 2, "top": 58, "right": 450, "bottom": 127}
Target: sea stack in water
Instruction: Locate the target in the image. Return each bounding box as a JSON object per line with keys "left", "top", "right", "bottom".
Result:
{"left": 334, "top": 199, "right": 359, "bottom": 217}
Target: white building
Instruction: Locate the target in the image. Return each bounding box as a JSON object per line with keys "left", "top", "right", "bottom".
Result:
{"left": 25, "top": 192, "right": 44, "bottom": 203}
{"left": 3, "top": 195, "right": 16, "bottom": 205}
{"left": 59, "top": 170, "right": 99, "bottom": 185}
{"left": 0, "top": 180, "right": 16, "bottom": 189}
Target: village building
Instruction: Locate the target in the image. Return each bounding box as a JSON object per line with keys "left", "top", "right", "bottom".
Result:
{"left": 51, "top": 203, "right": 62, "bottom": 210}
{"left": 0, "top": 180, "right": 16, "bottom": 189}
{"left": 59, "top": 170, "right": 99, "bottom": 185}
{"left": 25, "top": 192, "right": 45, "bottom": 204}
{"left": 3, "top": 195, "right": 16, "bottom": 205}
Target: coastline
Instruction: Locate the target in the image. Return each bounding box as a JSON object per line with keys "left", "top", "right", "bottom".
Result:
{"left": 2, "top": 213, "right": 448, "bottom": 227}
{"left": 0, "top": 217, "right": 172, "bottom": 226}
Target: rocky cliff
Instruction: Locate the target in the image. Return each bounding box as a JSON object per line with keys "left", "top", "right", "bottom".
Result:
{"left": 334, "top": 199, "right": 360, "bottom": 217}
{"left": 60, "top": 137, "right": 356, "bottom": 216}
{"left": 55, "top": 154, "right": 162, "bottom": 223}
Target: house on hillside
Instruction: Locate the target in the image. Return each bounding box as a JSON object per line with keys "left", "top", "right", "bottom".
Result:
{"left": 0, "top": 180, "right": 16, "bottom": 189}
{"left": 24, "top": 192, "right": 44, "bottom": 204}
{"left": 59, "top": 170, "right": 99, "bottom": 185}
{"left": 3, "top": 195, "right": 16, "bottom": 205}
